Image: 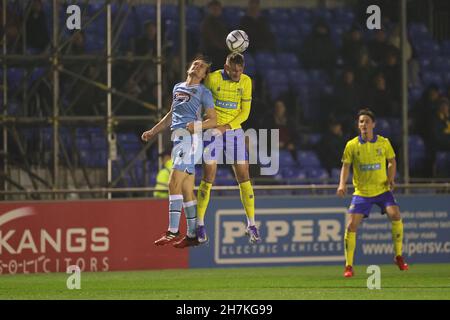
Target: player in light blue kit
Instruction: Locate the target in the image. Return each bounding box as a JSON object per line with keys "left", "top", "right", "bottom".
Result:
{"left": 141, "top": 56, "right": 217, "bottom": 248}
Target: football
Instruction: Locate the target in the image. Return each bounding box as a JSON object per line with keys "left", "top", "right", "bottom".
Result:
{"left": 226, "top": 30, "right": 249, "bottom": 53}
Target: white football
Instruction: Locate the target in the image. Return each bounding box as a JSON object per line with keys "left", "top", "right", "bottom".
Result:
{"left": 226, "top": 30, "right": 249, "bottom": 53}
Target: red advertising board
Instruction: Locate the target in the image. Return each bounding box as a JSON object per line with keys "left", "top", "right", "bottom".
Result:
{"left": 0, "top": 199, "right": 188, "bottom": 274}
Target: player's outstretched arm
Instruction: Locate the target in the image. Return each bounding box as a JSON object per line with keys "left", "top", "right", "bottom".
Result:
{"left": 141, "top": 109, "right": 172, "bottom": 142}
{"left": 337, "top": 163, "right": 351, "bottom": 197}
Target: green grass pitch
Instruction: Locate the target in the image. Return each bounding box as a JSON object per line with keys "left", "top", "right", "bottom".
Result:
{"left": 0, "top": 263, "right": 449, "bottom": 300}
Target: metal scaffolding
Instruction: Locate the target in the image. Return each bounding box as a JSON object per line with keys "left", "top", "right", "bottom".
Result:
{"left": 0, "top": 0, "right": 167, "bottom": 200}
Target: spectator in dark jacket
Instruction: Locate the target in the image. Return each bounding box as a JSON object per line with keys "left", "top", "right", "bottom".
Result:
{"left": 380, "top": 48, "right": 401, "bottom": 101}
{"left": 432, "top": 98, "right": 450, "bottom": 152}
{"left": 266, "top": 100, "right": 297, "bottom": 152}
{"left": 411, "top": 84, "right": 440, "bottom": 139}
{"left": 239, "top": 0, "right": 275, "bottom": 53}
{"left": 200, "top": 0, "right": 229, "bottom": 70}
{"left": 364, "top": 72, "right": 399, "bottom": 117}
{"left": 331, "top": 69, "right": 362, "bottom": 135}
{"left": 341, "top": 25, "right": 366, "bottom": 67}
{"left": 317, "top": 120, "right": 347, "bottom": 175}
{"left": 368, "top": 29, "right": 396, "bottom": 66}
{"left": 299, "top": 20, "right": 337, "bottom": 74}
{"left": 25, "top": 0, "right": 49, "bottom": 51}
{"left": 134, "top": 20, "right": 157, "bottom": 56}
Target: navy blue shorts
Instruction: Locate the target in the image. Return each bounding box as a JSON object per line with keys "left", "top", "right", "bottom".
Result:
{"left": 348, "top": 191, "right": 399, "bottom": 217}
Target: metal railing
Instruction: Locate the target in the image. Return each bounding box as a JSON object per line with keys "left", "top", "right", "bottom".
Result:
{"left": 0, "top": 183, "right": 448, "bottom": 197}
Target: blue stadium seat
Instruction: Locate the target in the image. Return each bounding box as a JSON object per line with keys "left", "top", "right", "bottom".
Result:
{"left": 162, "top": 4, "right": 178, "bottom": 20}
{"left": 308, "top": 69, "right": 328, "bottom": 85}
{"left": 276, "top": 53, "right": 299, "bottom": 70}
{"left": 333, "top": 7, "right": 355, "bottom": 26}
{"left": 264, "top": 69, "right": 289, "bottom": 86}
{"left": 281, "top": 166, "right": 307, "bottom": 180}
{"left": 186, "top": 6, "right": 202, "bottom": 22}
{"left": 298, "top": 22, "right": 313, "bottom": 37}
{"left": 307, "top": 168, "right": 329, "bottom": 181}
{"left": 288, "top": 69, "right": 309, "bottom": 84}
{"left": 313, "top": 8, "right": 333, "bottom": 22}
{"left": 408, "top": 135, "right": 426, "bottom": 171}
{"left": 255, "top": 52, "right": 277, "bottom": 70}
{"left": 421, "top": 71, "right": 442, "bottom": 87}
{"left": 7, "top": 68, "right": 25, "bottom": 90}
{"left": 441, "top": 40, "right": 450, "bottom": 56}
{"left": 297, "top": 150, "right": 321, "bottom": 169}
{"left": 265, "top": 8, "right": 291, "bottom": 24}
{"left": 222, "top": 7, "right": 245, "bottom": 28}
{"left": 375, "top": 118, "right": 391, "bottom": 137}
{"left": 408, "top": 86, "right": 423, "bottom": 105}
{"left": 216, "top": 167, "right": 233, "bottom": 179}
{"left": 306, "top": 133, "right": 322, "bottom": 146}
{"left": 290, "top": 8, "right": 312, "bottom": 24}
{"left": 435, "top": 152, "right": 450, "bottom": 177}
{"left": 135, "top": 4, "right": 156, "bottom": 22}
{"left": 268, "top": 85, "right": 289, "bottom": 100}
{"left": 431, "top": 56, "right": 450, "bottom": 73}
{"left": 279, "top": 150, "right": 296, "bottom": 167}
{"left": 330, "top": 168, "right": 341, "bottom": 183}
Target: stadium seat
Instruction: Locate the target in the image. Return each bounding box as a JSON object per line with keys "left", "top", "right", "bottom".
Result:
{"left": 421, "top": 71, "right": 442, "bottom": 87}
{"left": 265, "top": 8, "right": 291, "bottom": 24}
{"left": 264, "top": 69, "right": 289, "bottom": 86}
{"left": 313, "top": 8, "right": 333, "bottom": 22}
{"left": 281, "top": 167, "right": 307, "bottom": 181}
{"left": 375, "top": 118, "right": 392, "bottom": 137}
{"left": 162, "top": 4, "right": 178, "bottom": 20}
{"left": 290, "top": 8, "right": 312, "bottom": 24}
{"left": 333, "top": 7, "right": 355, "bottom": 26}
{"left": 330, "top": 168, "right": 341, "bottom": 183}
{"left": 255, "top": 52, "right": 277, "bottom": 70}
{"left": 135, "top": 4, "right": 156, "bottom": 22}
{"left": 306, "top": 133, "right": 322, "bottom": 147}
{"left": 441, "top": 40, "right": 450, "bottom": 56}
{"left": 297, "top": 150, "right": 321, "bottom": 169}
{"left": 408, "top": 86, "right": 423, "bottom": 105}
{"left": 435, "top": 152, "right": 450, "bottom": 177}
{"left": 276, "top": 53, "right": 300, "bottom": 70}
{"left": 7, "top": 68, "right": 25, "bottom": 90}
{"left": 307, "top": 168, "right": 329, "bottom": 181}
{"left": 288, "top": 69, "right": 309, "bottom": 84}
{"left": 268, "top": 85, "right": 288, "bottom": 100}
{"left": 278, "top": 150, "right": 296, "bottom": 167}
{"left": 222, "top": 7, "right": 245, "bottom": 28}
{"left": 431, "top": 56, "right": 450, "bottom": 73}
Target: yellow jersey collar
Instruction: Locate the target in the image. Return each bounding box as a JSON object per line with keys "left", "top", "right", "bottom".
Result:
{"left": 358, "top": 135, "right": 378, "bottom": 144}
{"left": 221, "top": 69, "right": 238, "bottom": 82}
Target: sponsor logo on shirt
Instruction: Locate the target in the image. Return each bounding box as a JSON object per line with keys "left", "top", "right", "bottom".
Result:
{"left": 174, "top": 91, "right": 191, "bottom": 103}
{"left": 359, "top": 163, "right": 381, "bottom": 171}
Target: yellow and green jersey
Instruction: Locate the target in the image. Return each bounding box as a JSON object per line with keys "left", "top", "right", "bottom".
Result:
{"left": 204, "top": 69, "right": 252, "bottom": 129}
{"left": 342, "top": 135, "right": 395, "bottom": 197}
{"left": 153, "top": 159, "right": 172, "bottom": 198}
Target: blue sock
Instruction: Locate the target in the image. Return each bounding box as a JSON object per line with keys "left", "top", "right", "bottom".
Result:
{"left": 168, "top": 195, "right": 183, "bottom": 233}
{"left": 183, "top": 200, "right": 197, "bottom": 238}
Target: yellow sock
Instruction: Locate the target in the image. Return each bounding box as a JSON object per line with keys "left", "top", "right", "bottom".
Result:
{"left": 239, "top": 180, "right": 255, "bottom": 225}
{"left": 344, "top": 230, "right": 356, "bottom": 267}
{"left": 196, "top": 180, "right": 212, "bottom": 225}
{"left": 391, "top": 220, "right": 404, "bottom": 256}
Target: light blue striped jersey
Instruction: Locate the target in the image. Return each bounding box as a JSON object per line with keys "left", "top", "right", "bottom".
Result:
{"left": 170, "top": 82, "right": 214, "bottom": 130}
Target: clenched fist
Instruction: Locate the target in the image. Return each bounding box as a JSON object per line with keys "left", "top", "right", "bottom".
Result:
{"left": 141, "top": 129, "right": 155, "bottom": 142}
